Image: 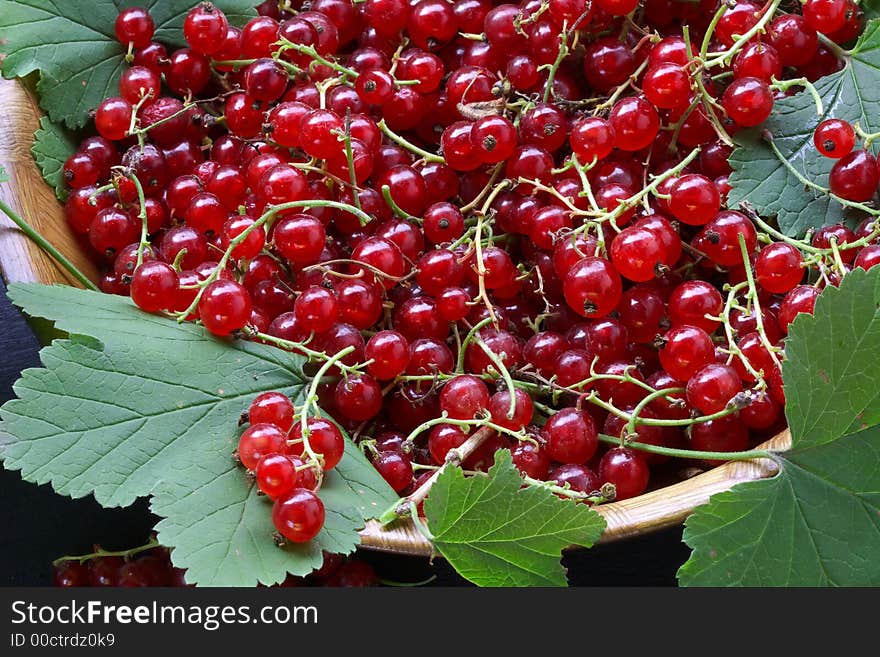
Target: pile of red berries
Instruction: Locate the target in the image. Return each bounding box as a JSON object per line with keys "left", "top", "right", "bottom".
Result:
{"left": 60, "top": 0, "right": 879, "bottom": 536}
{"left": 53, "top": 544, "right": 378, "bottom": 586}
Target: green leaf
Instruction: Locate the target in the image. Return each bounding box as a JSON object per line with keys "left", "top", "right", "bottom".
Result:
{"left": 0, "top": 283, "right": 397, "bottom": 587}
{"left": 680, "top": 268, "right": 880, "bottom": 586}
{"left": 783, "top": 267, "right": 880, "bottom": 448}
{"left": 864, "top": 0, "right": 880, "bottom": 22}
{"left": 32, "top": 116, "right": 77, "bottom": 200}
{"left": 424, "top": 450, "right": 606, "bottom": 587}
{"left": 0, "top": 0, "right": 256, "bottom": 130}
{"left": 678, "top": 428, "right": 880, "bottom": 586}
{"left": 726, "top": 20, "right": 880, "bottom": 237}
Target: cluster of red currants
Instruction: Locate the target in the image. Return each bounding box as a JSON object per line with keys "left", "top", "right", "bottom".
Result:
{"left": 53, "top": 544, "right": 378, "bottom": 586}
{"left": 239, "top": 391, "right": 340, "bottom": 543}
{"left": 60, "top": 0, "right": 878, "bottom": 512}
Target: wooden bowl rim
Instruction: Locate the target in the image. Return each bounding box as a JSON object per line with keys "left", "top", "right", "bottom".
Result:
{"left": 0, "top": 79, "right": 791, "bottom": 558}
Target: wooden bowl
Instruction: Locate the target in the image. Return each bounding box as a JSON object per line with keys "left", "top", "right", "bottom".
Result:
{"left": 0, "top": 79, "right": 791, "bottom": 558}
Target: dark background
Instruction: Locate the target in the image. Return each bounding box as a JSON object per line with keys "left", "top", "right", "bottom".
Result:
{"left": 0, "top": 277, "right": 689, "bottom": 586}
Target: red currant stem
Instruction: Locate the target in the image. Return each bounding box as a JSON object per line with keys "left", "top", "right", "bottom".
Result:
{"left": 698, "top": 4, "right": 729, "bottom": 61}
{"left": 586, "top": 390, "right": 741, "bottom": 427}
{"left": 473, "top": 335, "right": 518, "bottom": 419}
{"left": 52, "top": 535, "right": 160, "bottom": 567}
{"left": 130, "top": 94, "right": 226, "bottom": 137}
{"left": 816, "top": 31, "right": 850, "bottom": 59}
{"left": 521, "top": 474, "right": 605, "bottom": 503}
{"left": 210, "top": 58, "right": 257, "bottom": 72}
{"left": 472, "top": 212, "right": 500, "bottom": 326}
{"left": 624, "top": 386, "right": 686, "bottom": 437}
{"left": 304, "top": 257, "right": 404, "bottom": 282}
{"left": 170, "top": 248, "right": 188, "bottom": 272}
{"left": 458, "top": 163, "right": 506, "bottom": 214}
{"left": 571, "top": 154, "right": 601, "bottom": 212}
{"left": 380, "top": 184, "right": 414, "bottom": 221}
{"left": 570, "top": 147, "right": 702, "bottom": 233}
{"left": 695, "top": 72, "right": 734, "bottom": 146}
{"left": 541, "top": 20, "right": 572, "bottom": 104}
{"left": 290, "top": 161, "right": 354, "bottom": 190}
{"left": 770, "top": 77, "right": 824, "bottom": 116}
{"left": 88, "top": 182, "right": 116, "bottom": 201}
{"left": 853, "top": 122, "right": 880, "bottom": 148}
{"left": 276, "top": 38, "right": 357, "bottom": 79}
{"left": 119, "top": 169, "right": 150, "bottom": 269}
{"left": 702, "top": 0, "right": 783, "bottom": 69}
{"left": 829, "top": 236, "right": 848, "bottom": 274}
{"left": 341, "top": 114, "right": 363, "bottom": 213}
{"left": 126, "top": 93, "right": 155, "bottom": 142}
{"left": 387, "top": 41, "right": 406, "bottom": 77}
{"left": 248, "top": 329, "right": 364, "bottom": 375}
{"left": 593, "top": 57, "right": 650, "bottom": 112}
{"left": 458, "top": 31, "right": 485, "bottom": 41}
{"left": 0, "top": 197, "right": 98, "bottom": 291}
{"left": 378, "top": 426, "right": 495, "bottom": 525}
{"left": 300, "top": 345, "right": 357, "bottom": 484}
{"left": 597, "top": 431, "right": 773, "bottom": 462}
{"left": 375, "top": 119, "right": 445, "bottom": 164}
{"left": 721, "top": 281, "right": 767, "bottom": 383}
{"left": 740, "top": 203, "right": 824, "bottom": 254}
{"left": 668, "top": 96, "right": 700, "bottom": 153}
{"left": 738, "top": 233, "right": 784, "bottom": 371}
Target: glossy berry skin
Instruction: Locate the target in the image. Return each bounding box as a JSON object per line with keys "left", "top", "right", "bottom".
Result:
{"left": 686, "top": 363, "right": 743, "bottom": 415}
{"left": 689, "top": 416, "right": 750, "bottom": 466}
{"left": 696, "top": 210, "right": 758, "bottom": 267}
{"left": 569, "top": 117, "right": 615, "bottom": 164}
{"left": 439, "top": 375, "right": 490, "bottom": 420}
{"left": 610, "top": 227, "right": 666, "bottom": 282}
{"left": 249, "top": 391, "right": 295, "bottom": 432}
{"left": 334, "top": 374, "right": 383, "bottom": 421}
{"left": 778, "top": 285, "right": 820, "bottom": 333}
{"left": 721, "top": 77, "right": 773, "bottom": 127}
{"left": 803, "top": 0, "right": 848, "bottom": 35}
{"left": 365, "top": 330, "right": 409, "bottom": 380}
{"left": 755, "top": 243, "right": 804, "bottom": 293}
{"left": 812, "top": 223, "right": 857, "bottom": 263}
{"left": 669, "top": 175, "right": 720, "bottom": 226}
{"left": 659, "top": 325, "right": 715, "bottom": 381}
{"left": 550, "top": 464, "right": 600, "bottom": 496}
{"left": 487, "top": 388, "right": 534, "bottom": 431}
{"left": 290, "top": 417, "right": 345, "bottom": 470}
{"left": 608, "top": 97, "right": 659, "bottom": 151}
{"left": 238, "top": 423, "right": 287, "bottom": 470}
{"left": 642, "top": 63, "right": 690, "bottom": 109}
{"left": 428, "top": 424, "right": 468, "bottom": 464}
{"left": 54, "top": 561, "right": 89, "bottom": 587}
{"left": 256, "top": 453, "right": 299, "bottom": 500}
{"left": 94, "top": 97, "right": 133, "bottom": 141}
{"left": 198, "top": 280, "right": 252, "bottom": 335}
{"left": 543, "top": 408, "right": 598, "bottom": 464}
{"left": 599, "top": 447, "right": 649, "bottom": 500}
{"left": 732, "top": 42, "right": 782, "bottom": 82}
{"left": 511, "top": 441, "right": 550, "bottom": 479}
{"left": 184, "top": 3, "right": 229, "bottom": 55}
{"left": 273, "top": 214, "right": 326, "bottom": 265}
{"left": 294, "top": 286, "right": 338, "bottom": 333}
{"left": 668, "top": 280, "right": 723, "bottom": 333}
{"left": 563, "top": 257, "right": 623, "bottom": 318}
{"left": 272, "top": 489, "right": 325, "bottom": 543}
{"left": 829, "top": 150, "right": 880, "bottom": 202}
{"left": 372, "top": 451, "right": 413, "bottom": 492}
{"left": 115, "top": 7, "right": 155, "bottom": 48}
{"left": 814, "top": 119, "right": 855, "bottom": 158}
{"left": 130, "top": 261, "right": 179, "bottom": 312}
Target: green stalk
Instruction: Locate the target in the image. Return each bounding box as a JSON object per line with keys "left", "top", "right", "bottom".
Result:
{"left": 0, "top": 198, "right": 98, "bottom": 291}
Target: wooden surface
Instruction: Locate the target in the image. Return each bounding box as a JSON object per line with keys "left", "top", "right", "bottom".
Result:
{"left": 0, "top": 77, "right": 793, "bottom": 557}
{"left": 0, "top": 80, "right": 98, "bottom": 287}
